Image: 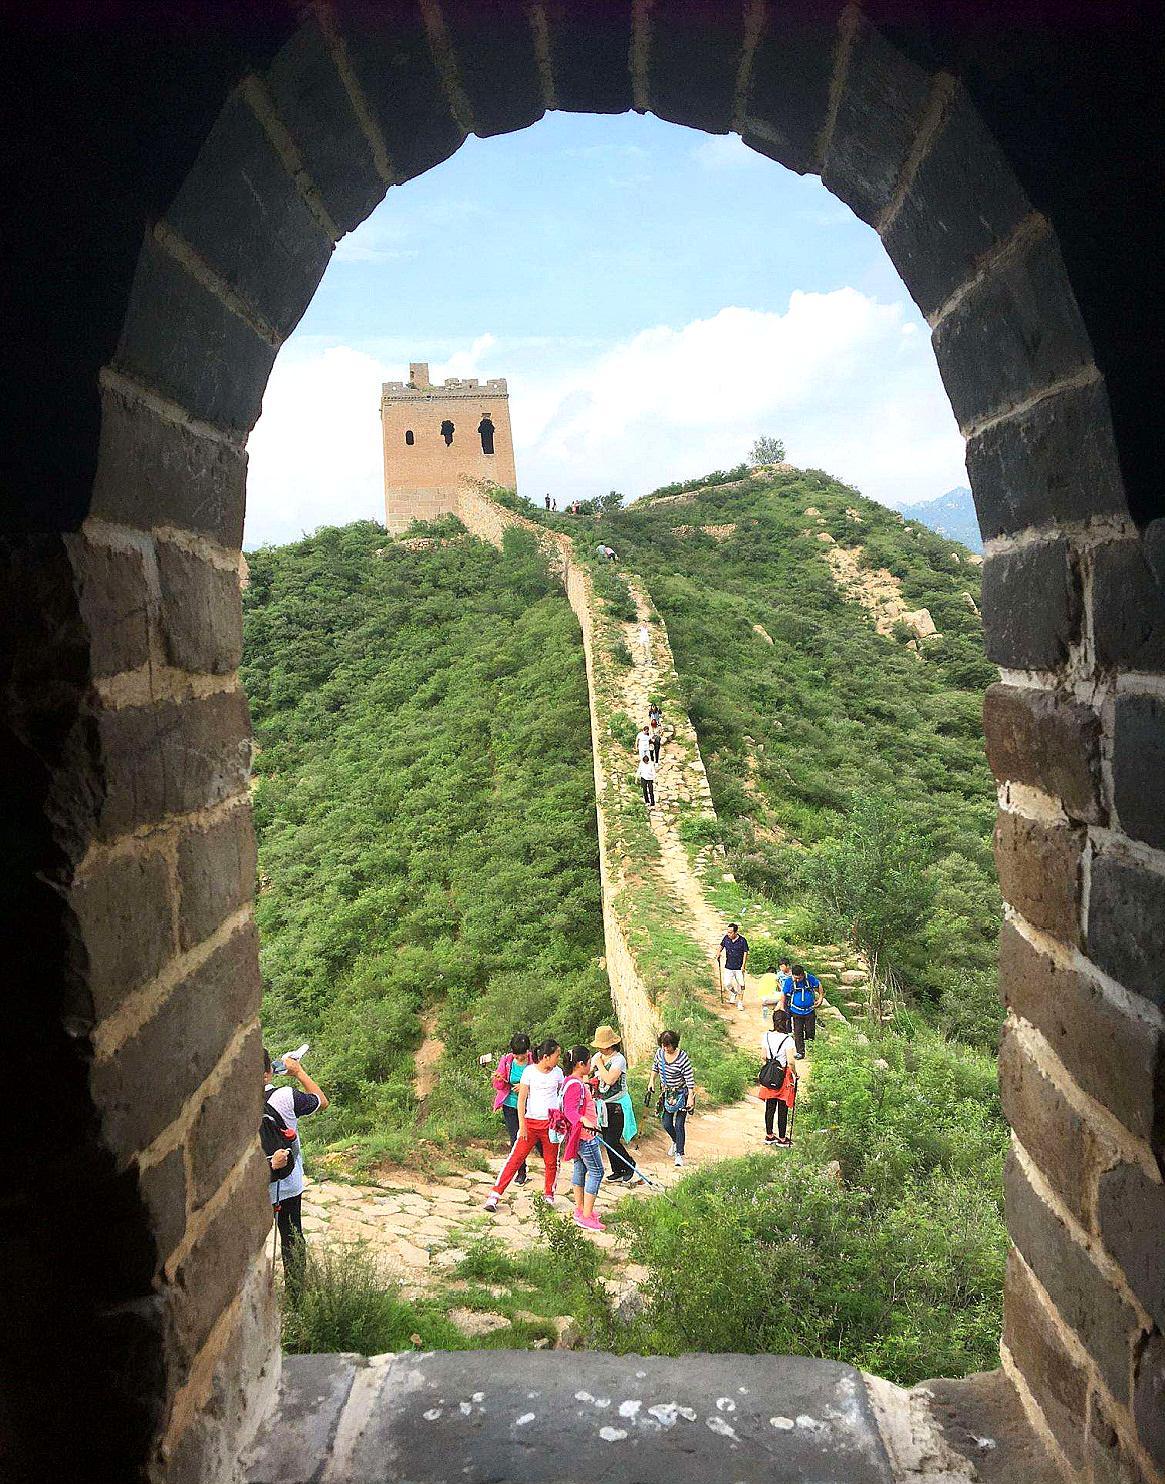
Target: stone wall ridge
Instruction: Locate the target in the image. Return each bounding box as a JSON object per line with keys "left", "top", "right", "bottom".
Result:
{"left": 1003, "top": 905, "right": 1165, "bottom": 1035}
{"left": 1006, "top": 1011, "right": 1162, "bottom": 1185}
{"left": 1011, "top": 1132, "right": 1157, "bottom": 1327}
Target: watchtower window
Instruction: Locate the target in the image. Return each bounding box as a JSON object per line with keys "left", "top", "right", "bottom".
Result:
{"left": 404, "top": 429, "right": 414, "bottom": 446}
{"left": 441, "top": 419, "right": 454, "bottom": 446}
{"left": 478, "top": 416, "right": 496, "bottom": 455}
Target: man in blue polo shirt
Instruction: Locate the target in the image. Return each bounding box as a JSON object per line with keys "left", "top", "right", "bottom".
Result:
{"left": 716, "top": 923, "right": 749, "bottom": 1012}
{"left": 783, "top": 964, "right": 824, "bottom": 1059}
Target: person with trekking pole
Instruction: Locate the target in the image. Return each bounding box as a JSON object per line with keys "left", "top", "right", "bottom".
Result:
{"left": 261, "top": 1047, "right": 328, "bottom": 1292}
{"left": 757, "top": 1008, "right": 797, "bottom": 1146}
{"left": 562, "top": 1045, "right": 606, "bottom": 1231}
{"left": 784, "top": 962, "right": 824, "bottom": 1059}
{"left": 485, "top": 1037, "right": 563, "bottom": 1212}
{"left": 717, "top": 922, "right": 749, "bottom": 1012}
{"left": 646, "top": 1029, "right": 695, "bottom": 1167}
{"left": 590, "top": 1025, "right": 639, "bottom": 1183}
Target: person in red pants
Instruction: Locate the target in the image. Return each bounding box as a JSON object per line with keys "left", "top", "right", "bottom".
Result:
{"left": 484, "top": 1038, "right": 564, "bottom": 1211}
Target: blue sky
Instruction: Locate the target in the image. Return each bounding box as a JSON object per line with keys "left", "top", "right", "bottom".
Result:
{"left": 246, "top": 112, "right": 966, "bottom": 547}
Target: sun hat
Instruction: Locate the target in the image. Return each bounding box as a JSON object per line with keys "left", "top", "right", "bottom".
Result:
{"left": 592, "top": 1024, "right": 622, "bottom": 1050}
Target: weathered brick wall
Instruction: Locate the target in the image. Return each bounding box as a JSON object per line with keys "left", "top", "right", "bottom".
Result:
{"left": 456, "top": 487, "right": 661, "bottom": 1062}
{"left": 382, "top": 382, "right": 517, "bottom": 535}
{"left": 3, "top": 3, "right": 1160, "bottom": 1480}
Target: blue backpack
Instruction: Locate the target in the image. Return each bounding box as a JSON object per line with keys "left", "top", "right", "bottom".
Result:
{"left": 789, "top": 976, "right": 818, "bottom": 1015}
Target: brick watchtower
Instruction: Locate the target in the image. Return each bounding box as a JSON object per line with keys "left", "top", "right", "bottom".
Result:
{"left": 381, "top": 362, "right": 518, "bottom": 534}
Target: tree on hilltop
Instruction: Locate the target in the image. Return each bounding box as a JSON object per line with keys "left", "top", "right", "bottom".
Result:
{"left": 750, "top": 435, "right": 786, "bottom": 465}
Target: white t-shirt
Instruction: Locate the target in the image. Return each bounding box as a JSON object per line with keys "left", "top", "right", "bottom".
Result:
{"left": 637, "top": 730, "right": 652, "bottom": 760}
{"left": 637, "top": 757, "right": 656, "bottom": 781}
{"left": 264, "top": 1082, "right": 322, "bottom": 1202}
{"left": 520, "top": 1063, "right": 565, "bottom": 1120}
{"left": 761, "top": 1031, "right": 795, "bottom": 1068}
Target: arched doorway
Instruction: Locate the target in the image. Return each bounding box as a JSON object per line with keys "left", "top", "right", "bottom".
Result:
{"left": 2, "top": 4, "right": 1160, "bottom": 1480}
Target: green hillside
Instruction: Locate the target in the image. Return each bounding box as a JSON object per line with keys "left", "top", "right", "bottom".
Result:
{"left": 551, "top": 468, "right": 1001, "bottom": 1048}
{"left": 243, "top": 520, "right": 610, "bottom": 1168}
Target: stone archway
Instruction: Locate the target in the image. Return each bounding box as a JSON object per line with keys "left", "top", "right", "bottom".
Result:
{"left": 2, "top": 4, "right": 1161, "bottom": 1481}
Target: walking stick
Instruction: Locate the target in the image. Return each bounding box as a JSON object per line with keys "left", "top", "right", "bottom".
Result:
{"left": 786, "top": 1082, "right": 798, "bottom": 1146}
{"left": 595, "top": 1136, "right": 679, "bottom": 1204}
{"left": 716, "top": 959, "right": 725, "bottom": 1005}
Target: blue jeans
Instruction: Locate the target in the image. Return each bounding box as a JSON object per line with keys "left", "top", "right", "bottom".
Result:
{"left": 661, "top": 1089, "right": 688, "bottom": 1155}
{"left": 573, "top": 1138, "right": 605, "bottom": 1195}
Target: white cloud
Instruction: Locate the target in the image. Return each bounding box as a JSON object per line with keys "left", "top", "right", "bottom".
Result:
{"left": 246, "top": 345, "right": 391, "bottom": 546}
{"left": 691, "top": 134, "right": 759, "bottom": 171}
{"left": 244, "top": 291, "right": 966, "bottom": 546}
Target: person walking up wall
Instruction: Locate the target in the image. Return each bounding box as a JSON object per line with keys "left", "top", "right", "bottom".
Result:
{"left": 758, "top": 1009, "right": 797, "bottom": 1146}
{"left": 637, "top": 751, "right": 657, "bottom": 809}
{"left": 490, "top": 1032, "right": 533, "bottom": 1185}
{"left": 784, "top": 963, "right": 824, "bottom": 1059}
{"left": 262, "top": 1049, "right": 328, "bottom": 1291}
{"left": 648, "top": 710, "right": 663, "bottom": 763}
{"left": 591, "top": 1026, "right": 638, "bottom": 1182}
{"left": 647, "top": 1030, "right": 695, "bottom": 1167}
{"left": 562, "top": 1046, "right": 606, "bottom": 1231}
{"left": 484, "top": 1038, "right": 563, "bottom": 1212}
{"left": 717, "top": 923, "right": 750, "bottom": 1012}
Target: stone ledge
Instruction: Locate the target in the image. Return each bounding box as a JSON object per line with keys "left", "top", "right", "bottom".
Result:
{"left": 246, "top": 1352, "right": 894, "bottom": 1484}
{"left": 245, "top": 1352, "right": 1062, "bottom": 1483}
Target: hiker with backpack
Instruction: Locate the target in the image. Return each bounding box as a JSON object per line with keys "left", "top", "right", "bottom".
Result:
{"left": 646, "top": 1029, "right": 695, "bottom": 1168}
{"left": 757, "top": 1008, "right": 798, "bottom": 1146}
{"left": 590, "top": 1025, "right": 640, "bottom": 1183}
{"left": 261, "top": 1048, "right": 329, "bottom": 1289}
{"left": 490, "top": 1032, "right": 534, "bottom": 1186}
{"left": 562, "top": 1045, "right": 606, "bottom": 1231}
{"left": 484, "top": 1038, "right": 563, "bottom": 1213}
{"left": 784, "top": 963, "right": 824, "bottom": 1059}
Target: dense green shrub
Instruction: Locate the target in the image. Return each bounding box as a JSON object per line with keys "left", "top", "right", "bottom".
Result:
{"left": 244, "top": 521, "right": 609, "bottom": 1160}
{"left": 615, "top": 1025, "right": 1006, "bottom": 1383}
{"left": 593, "top": 470, "right": 1002, "bottom": 1047}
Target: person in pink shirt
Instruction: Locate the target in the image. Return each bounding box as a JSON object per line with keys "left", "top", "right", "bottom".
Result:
{"left": 561, "top": 1045, "right": 606, "bottom": 1231}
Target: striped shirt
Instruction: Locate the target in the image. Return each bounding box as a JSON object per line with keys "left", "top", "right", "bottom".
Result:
{"left": 653, "top": 1048, "right": 695, "bottom": 1093}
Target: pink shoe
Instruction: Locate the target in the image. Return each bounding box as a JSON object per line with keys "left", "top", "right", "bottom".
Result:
{"left": 578, "top": 1213, "right": 606, "bottom": 1231}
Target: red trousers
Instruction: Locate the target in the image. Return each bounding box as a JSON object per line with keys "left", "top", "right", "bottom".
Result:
{"left": 492, "top": 1117, "right": 558, "bottom": 1196}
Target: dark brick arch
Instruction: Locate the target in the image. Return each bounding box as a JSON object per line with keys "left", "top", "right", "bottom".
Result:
{"left": 2, "top": 3, "right": 1162, "bottom": 1481}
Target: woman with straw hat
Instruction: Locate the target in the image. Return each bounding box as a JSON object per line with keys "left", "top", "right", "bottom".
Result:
{"left": 590, "top": 1025, "right": 639, "bottom": 1183}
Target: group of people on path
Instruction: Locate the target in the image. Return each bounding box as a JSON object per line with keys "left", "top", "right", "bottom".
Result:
{"left": 484, "top": 1024, "right": 645, "bottom": 1230}
{"left": 636, "top": 702, "right": 665, "bottom": 808}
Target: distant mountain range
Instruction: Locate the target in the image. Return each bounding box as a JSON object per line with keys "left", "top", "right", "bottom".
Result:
{"left": 896, "top": 487, "right": 982, "bottom": 553}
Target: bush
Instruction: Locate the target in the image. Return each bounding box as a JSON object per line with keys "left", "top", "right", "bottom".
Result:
{"left": 616, "top": 1025, "right": 1006, "bottom": 1384}
{"left": 281, "top": 1242, "right": 465, "bottom": 1354}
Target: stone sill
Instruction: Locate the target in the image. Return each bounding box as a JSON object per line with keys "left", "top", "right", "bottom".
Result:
{"left": 244, "top": 1352, "right": 1059, "bottom": 1483}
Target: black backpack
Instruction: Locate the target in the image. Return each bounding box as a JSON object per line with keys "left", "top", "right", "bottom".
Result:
{"left": 758, "top": 1034, "right": 793, "bottom": 1090}
{"left": 261, "top": 1096, "right": 299, "bottom": 1185}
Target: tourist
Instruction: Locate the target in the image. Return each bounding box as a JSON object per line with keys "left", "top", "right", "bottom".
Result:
{"left": 637, "top": 750, "right": 657, "bottom": 809}
{"left": 786, "top": 963, "right": 824, "bottom": 1059}
{"left": 760, "top": 958, "right": 793, "bottom": 1020}
{"left": 758, "top": 1008, "right": 797, "bottom": 1146}
{"left": 638, "top": 620, "right": 651, "bottom": 664}
{"left": 717, "top": 922, "right": 750, "bottom": 1011}
{"left": 490, "top": 1032, "right": 533, "bottom": 1185}
{"left": 648, "top": 710, "right": 663, "bottom": 763}
{"left": 636, "top": 722, "right": 653, "bottom": 762}
{"left": 484, "top": 1038, "right": 563, "bottom": 1212}
{"left": 647, "top": 1029, "right": 695, "bottom": 1167}
{"left": 591, "top": 1025, "right": 638, "bottom": 1182}
{"left": 261, "top": 1048, "right": 329, "bottom": 1290}
{"left": 562, "top": 1045, "right": 605, "bottom": 1230}
{"left": 544, "top": 494, "right": 551, "bottom": 510}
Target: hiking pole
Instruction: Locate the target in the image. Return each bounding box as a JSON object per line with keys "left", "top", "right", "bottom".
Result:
{"left": 716, "top": 959, "right": 725, "bottom": 1005}
{"left": 595, "top": 1136, "right": 676, "bottom": 1201}
{"left": 786, "top": 1085, "right": 798, "bottom": 1146}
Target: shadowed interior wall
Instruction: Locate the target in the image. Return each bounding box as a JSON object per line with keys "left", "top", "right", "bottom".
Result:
{"left": 1, "top": 3, "right": 1161, "bottom": 1481}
